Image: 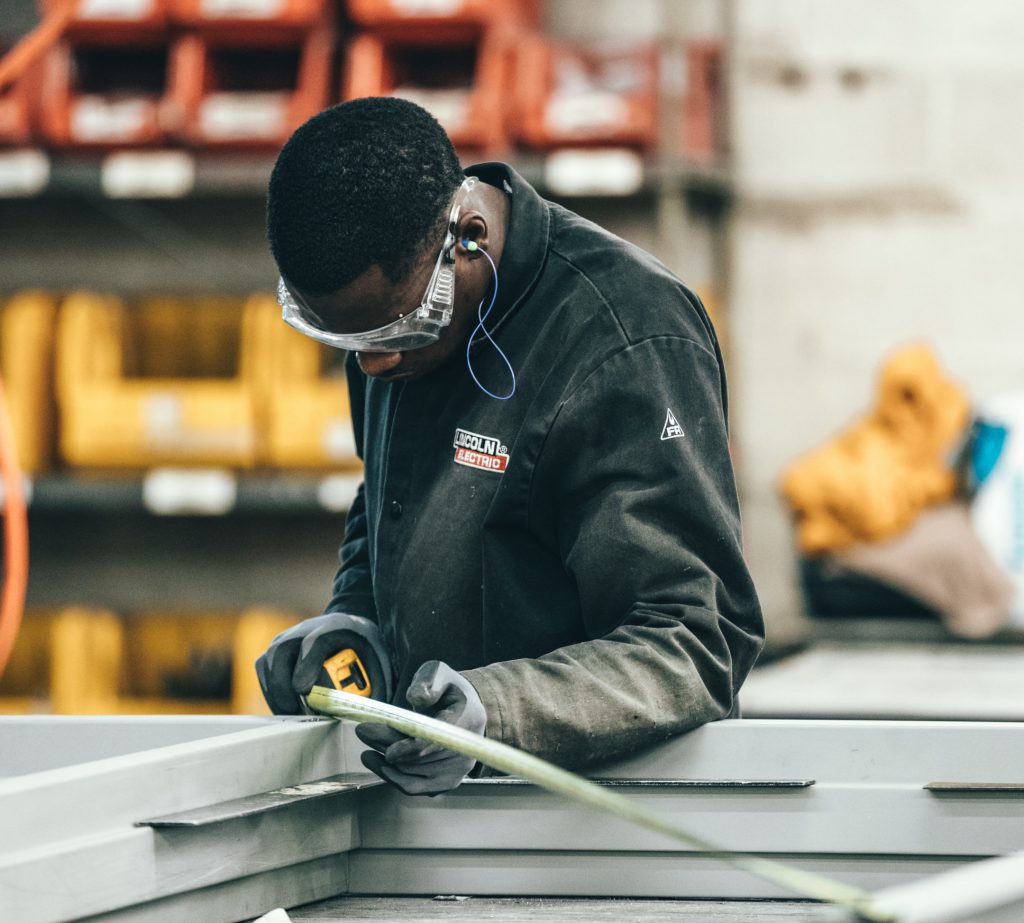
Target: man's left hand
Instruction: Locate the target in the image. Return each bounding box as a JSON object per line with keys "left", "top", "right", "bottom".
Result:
{"left": 355, "top": 660, "right": 486, "bottom": 796}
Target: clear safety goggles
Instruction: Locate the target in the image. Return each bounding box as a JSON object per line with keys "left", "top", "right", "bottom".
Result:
{"left": 277, "top": 177, "right": 477, "bottom": 353}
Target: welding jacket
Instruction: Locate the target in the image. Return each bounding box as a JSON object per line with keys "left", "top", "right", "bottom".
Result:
{"left": 326, "top": 162, "right": 763, "bottom": 770}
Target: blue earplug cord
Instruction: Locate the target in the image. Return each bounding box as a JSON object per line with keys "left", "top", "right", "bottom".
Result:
{"left": 462, "top": 239, "right": 516, "bottom": 401}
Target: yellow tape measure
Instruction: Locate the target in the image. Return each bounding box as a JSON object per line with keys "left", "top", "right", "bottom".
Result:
{"left": 320, "top": 649, "right": 373, "bottom": 697}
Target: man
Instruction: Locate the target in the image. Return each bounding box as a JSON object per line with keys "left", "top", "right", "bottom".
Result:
{"left": 257, "top": 97, "right": 763, "bottom": 796}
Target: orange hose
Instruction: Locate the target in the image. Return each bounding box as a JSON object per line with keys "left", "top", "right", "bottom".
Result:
{"left": 0, "top": 1, "right": 76, "bottom": 95}
{"left": 0, "top": 376, "right": 29, "bottom": 681}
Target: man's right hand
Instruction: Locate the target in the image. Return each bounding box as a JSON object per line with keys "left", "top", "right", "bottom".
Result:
{"left": 255, "top": 612, "right": 393, "bottom": 714}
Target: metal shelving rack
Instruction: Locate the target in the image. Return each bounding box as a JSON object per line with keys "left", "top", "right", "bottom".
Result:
{"left": 0, "top": 148, "right": 732, "bottom": 202}
{"left": 1, "top": 0, "right": 734, "bottom": 617}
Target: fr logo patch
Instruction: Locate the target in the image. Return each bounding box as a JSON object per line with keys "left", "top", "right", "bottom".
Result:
{"left": 661, "top": 408, "right": 685, "bottom": 441}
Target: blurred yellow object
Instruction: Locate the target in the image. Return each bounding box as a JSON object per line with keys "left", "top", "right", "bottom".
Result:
{"left": 251, "top": 295, "right": 361, "bottom": 469}
{"left": 0, "top": 609, "right": 56, "bottom": 712}
{"left": 0, "top": 292, "right": 57, "bottom": 474}
{"left": 232, "top": 607, "right": 299, "bottom": 715}
{"left": 49, "top": 607, "right": 126, "bottom": 714}
{"left": 780, "top": 343, "right": 970, "bottom": 554}
{"left": 123, "top": 609, "right": 236, "bottom": 703}
{"left": 695, "top": 286, "right": 724, "bottom": 352}
{"left": 0, "top": 605, "right": 301, "bottom": 715}
{"left": 56, "top": 292, "right": 260, "bottom": 468}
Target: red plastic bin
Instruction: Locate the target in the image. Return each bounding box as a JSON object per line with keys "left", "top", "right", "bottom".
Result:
{"left": 169, "top": 25, "right": 333, "bottom": 148}
{"left": 0, "top": 44, "right": 43, "bottom": 146}
{"left": 344, "top": 28, "right": 514, "bottom": 153}
{"left": 37, "top": 0, "right": 169, "bottom": 42}
{"left": 37, "top": 41, "right": 172, "bottom": 149}
{"left": 346, "top": 0, "right": 536, "bottom": 33}
{"left": 683, "top": 41, "right": 722, "bottom": 163}
{"left": 168, "top": 0, "right": 331, "bottom": 39}
{"left": 514, "top": 35, "right": 659, "bottom": 150}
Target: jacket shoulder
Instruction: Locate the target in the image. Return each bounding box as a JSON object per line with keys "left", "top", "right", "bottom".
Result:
{"left": 545, "top": 204, "right": 720, "bottom": 356}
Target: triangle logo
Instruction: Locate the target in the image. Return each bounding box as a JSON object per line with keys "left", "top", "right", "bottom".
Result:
{"left": 661, "top": 408, "right": 685, "bottom": 441}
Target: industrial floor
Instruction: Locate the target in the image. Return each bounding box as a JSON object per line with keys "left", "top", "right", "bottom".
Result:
{"left": 284, "top": 897, "right": 830, "bottom": 921}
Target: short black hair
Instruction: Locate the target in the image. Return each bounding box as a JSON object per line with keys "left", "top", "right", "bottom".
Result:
{"left": 267, "top": 97, "right": 465, "bottom": 295}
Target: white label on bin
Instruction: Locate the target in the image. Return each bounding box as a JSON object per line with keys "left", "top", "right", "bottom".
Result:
{"left": 544, "top": 148, "right": 644, "bottom": 197}
{"left": 72, "top": 97, "right": 150, "bottom": 142}
{"left": 392, "top": 89, "right": 467, "bottom": 133}
{"left": 102, "top": 151, "right": 196, "bottom": 198}
{"left": 317, "top": 474, "right": 363, "bottom": 513}
{"left": 146, "top": 394, "right": 183, "bottom": 435}
{"left": 143, "top": 468, "right": 237, "bottom": 515}
{"left": 200, "top": 93, "right": 289, "bottom": 140}
{"left": 144, "top": 393, "right": 254, "bottom": 456}
{"left": 390, "top": 0, "right": 464, "bottom": 15}
{"left": 546, "top": 91, "right": 629, "bottom": 135}
{"left": 0, "top": 150, "right": 50, "bottom": 197}
{"left": 200, "top": 0, "right": 285, "bottom": 17}
{"left": 323, "top": 419, "right": 357, "bottom": 460}
{"left": 79, "top": 0, "right": 155, "bottom": 19}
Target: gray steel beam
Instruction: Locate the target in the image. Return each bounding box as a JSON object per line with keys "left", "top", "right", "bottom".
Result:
{"left": 866, "top": 850, "right": 1024, "bottom": 923}
{"left": 77, "top": 855, "right": 351, "bottom": 923}
{"left": 2, "top": 718, "right": 1023, "bottom": 922}
{"left": 346, "top": 849, "right": 974, "bottom": 901}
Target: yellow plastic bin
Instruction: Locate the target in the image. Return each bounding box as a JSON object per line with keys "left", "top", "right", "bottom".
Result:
{"left": 0, "top": 292, "right": 58, "bottom": 475}
{"left": 0, "top": 609, "right": 58, "bottom": 713}
{"left": 231, "top": 607, "right": 299, "bottom": 715}
{"left": 56, "top": 292, "right": 260, "bottom": 468}
{"left": 0, "top": 605, "right": 308, "bottom": 715}
{"left": 249, "top": 294, "right": 361, "bottom": 470}
{"left": 0, "top": 607, "right": 125, "bottom": 715}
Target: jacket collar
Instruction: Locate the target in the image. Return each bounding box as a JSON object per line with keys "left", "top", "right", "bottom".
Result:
{"left": 463, "top": 162, "right": 550, "bottom": 335}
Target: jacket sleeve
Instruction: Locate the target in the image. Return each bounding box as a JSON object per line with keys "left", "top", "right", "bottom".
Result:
{"left": 324, "top": 355, "right": 378, "bottom": 622}
{"left": 462, "top": 335, "right": 764, "bottom": 769}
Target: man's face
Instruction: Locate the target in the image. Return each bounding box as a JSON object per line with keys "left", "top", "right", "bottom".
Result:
{"left": 292, "top": 247, "right": 483, "bottom": 383}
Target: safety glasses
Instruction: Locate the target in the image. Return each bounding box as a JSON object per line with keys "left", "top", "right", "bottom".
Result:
{"left": 277, "top": 177, "right": 478, "bottom": 353}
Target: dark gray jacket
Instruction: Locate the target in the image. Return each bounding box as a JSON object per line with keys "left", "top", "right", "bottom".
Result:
{"left": 328, "top": 163, "right": 763, "bottom": 770}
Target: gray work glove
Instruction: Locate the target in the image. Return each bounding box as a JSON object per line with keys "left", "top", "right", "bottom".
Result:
{"left": 356, "top": 660, "right": 486, "bottom": 796}
{"left": 255, "top": 612, "right": 393, "bottom": 714}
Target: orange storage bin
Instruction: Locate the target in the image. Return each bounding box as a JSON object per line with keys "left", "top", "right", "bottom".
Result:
{"left": 248, "top": 295, "right": 360, "bottom": 469}
{"left": 0, "top": 82, "right": 34, "bottom": 147}
{"left": 55, "top": 292, "right": 262, "bottom": 468}
{"left": 683, "top": 41, "right": 722, "bottom": 163}
{"left": 168, "top": 0, "right": 329, "bottom": 37}
{"left": 37, "top": 0, "right": 169, "bottom": 42}
{"left": 514, "top": 35, "right": 659, "bottom": 150}
{"left": 0, "top": 42, "right": 43, "bottom": 146}
{"left": 169, "top": 24, "right": 333, "bottom": 148}
{"left": 344, "top": 28, "right": 514, "bottom": 153}
{"left": 346, "top": 0, "right": 536, "bottom": 34}
{"left": 37, "top": 41, "right": 172, "bottom": 149}
{"left": 0, "top": 292, "right": 58, "bottom": 475}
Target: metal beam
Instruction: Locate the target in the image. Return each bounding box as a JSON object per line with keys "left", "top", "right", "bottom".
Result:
{"left": 865, "top": 851, "right": 1024, "bottom": 923}
{"left": 2, "top": 718, "right": 1023, "bottom": 922}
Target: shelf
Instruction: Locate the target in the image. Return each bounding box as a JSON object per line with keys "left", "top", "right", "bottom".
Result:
{"left": 0, "top": 148, "right": 731, "bottom": 201}
{"left": 21, "top": 471, "right": 363, "bottom": 516}
{"left": 808, "top": 615, "right": 1024, "bottom": 647}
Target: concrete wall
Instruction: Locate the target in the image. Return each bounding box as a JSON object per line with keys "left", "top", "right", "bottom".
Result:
{"left": 728, "top": 0, "right": 1024, "bottom": 637}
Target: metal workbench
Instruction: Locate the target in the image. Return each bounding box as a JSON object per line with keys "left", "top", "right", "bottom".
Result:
{"left": 1, "top": 716, "right": 1022, "bottom": 923}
